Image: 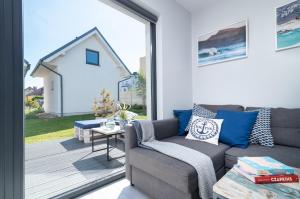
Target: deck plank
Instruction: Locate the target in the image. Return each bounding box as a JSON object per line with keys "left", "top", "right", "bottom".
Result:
{"left": 25, "top": 137, "right": 125, "bottom": 199}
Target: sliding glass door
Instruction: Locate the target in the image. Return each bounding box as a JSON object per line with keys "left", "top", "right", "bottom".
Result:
{"left": 1, "top": 0, "right": 157, "bottom": 198}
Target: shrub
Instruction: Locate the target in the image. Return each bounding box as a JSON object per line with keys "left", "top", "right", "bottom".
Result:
{"left": 25, "top": 98, "right": 40, "bottom": 109}
{"left": 32, "top": 96, "right": 43, "bottom": 101}
{"left": 25, "top": 107, "right": 44, "bottom": 119}
{"left": 93, "top": 89, "right": 115, "bottom": 117}
{"left": 130, "top": 104, "right": 146, "bottom": 116}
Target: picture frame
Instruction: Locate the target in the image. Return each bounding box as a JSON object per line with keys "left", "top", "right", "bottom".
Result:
{"left": 275, "top": 0, "right": 300, "bottom": 51}
{"left": 197, "top": 20, "right": 248, "bottom": 67}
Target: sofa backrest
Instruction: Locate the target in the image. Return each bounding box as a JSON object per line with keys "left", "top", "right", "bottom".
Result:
{"left": 200, "top": 104, "right": 244, "bottom": 113}
{"left": 270, "top": 108, "right": 300, "bottom": 148}
{"left": 246, "top": 107, "right": 300, "bottom": 148}
{"left": 191, "top": 104, "right": 300, "bottom": 148}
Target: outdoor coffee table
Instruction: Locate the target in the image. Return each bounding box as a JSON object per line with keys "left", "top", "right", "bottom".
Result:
{"left": 91, "top": 126, "right": 125, "bottom": 161}
{"left": 213, "top": 167, "right": 300, "bottom": 199}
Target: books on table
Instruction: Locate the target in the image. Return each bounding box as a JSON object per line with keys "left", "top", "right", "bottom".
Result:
{"left": 233, "top": 165, "right": 299, "bottom": 184}
{"left": 238, "top": 156, "right": 294, "bottom": 175}
{"left": 235, "top": 156, "right": 299, "bottom": 184}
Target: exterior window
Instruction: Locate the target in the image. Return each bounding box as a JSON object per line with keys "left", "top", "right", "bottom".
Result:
{"left": 86, "top": 49, "right": 99, "bottom": 66}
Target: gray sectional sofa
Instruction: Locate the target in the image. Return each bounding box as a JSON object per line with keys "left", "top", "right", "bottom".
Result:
{"left": 125, "top": 105, "right": 300, "bottom": 199}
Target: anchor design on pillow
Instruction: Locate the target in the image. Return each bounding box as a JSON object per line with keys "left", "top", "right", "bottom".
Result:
{"left": 196, "top": 121, "right": 208, "bottom": 134}
{"left": 191, "top": 118, "right": 218, "bottom": 140}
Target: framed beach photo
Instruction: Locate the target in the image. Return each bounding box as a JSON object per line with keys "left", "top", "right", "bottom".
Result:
{"left": 276, "top": 0, "right": 300, "bottom": 51}
{"left": 197, "top": 20, "right": 248, "bottom": 67}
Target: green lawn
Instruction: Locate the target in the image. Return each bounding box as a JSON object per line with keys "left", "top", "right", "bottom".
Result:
{"left": 25, "top": 114, "right": 147, "bottom": 144}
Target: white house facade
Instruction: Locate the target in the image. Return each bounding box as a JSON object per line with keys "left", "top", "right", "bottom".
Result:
{"left": 118, "top": 57, "right": 146, "bottom": 106}
{"left": 31, "top": 27, "right": 131, "bottom": 116}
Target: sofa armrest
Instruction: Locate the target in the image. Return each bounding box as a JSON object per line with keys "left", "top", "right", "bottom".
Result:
{"left": 125, "top": 124, "right": 138, "bottom": 150}
{"left": 124, "top": 124, "right": 138, "bottom": 182}
{"left": 124, "top": 118, "right": 178, "bottom": 183}
{"left": 153, "top": 118, "right": 179, "bottom": 140}
{"left": 124, "top": 118, "right": 179, "bottom": 148}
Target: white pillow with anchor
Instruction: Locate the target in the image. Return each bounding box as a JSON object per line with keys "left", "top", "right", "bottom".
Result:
{"left": 186, "top": 116, "right": 223, "bottom": 145}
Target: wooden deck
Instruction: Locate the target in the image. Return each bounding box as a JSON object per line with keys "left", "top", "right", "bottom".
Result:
{"left": 25, "top": 137, "right": 125, "bottom": 199}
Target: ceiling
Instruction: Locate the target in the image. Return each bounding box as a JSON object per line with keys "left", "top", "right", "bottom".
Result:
{"left": 175, "top": 0, "right": 218, "bottom": 13}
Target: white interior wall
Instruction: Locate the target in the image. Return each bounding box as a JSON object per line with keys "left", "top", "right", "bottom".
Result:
{"left": 191, "top": 0, "right": 300, "bottom": 108}
{"left": 134, "top": 0, "right": 193, "bottom": 119}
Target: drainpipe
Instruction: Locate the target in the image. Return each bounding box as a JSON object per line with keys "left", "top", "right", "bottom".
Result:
{"left": 117, "top": 80, "right": 121, "bottom": 101}
{"left": 40, "top": 61, "right": 64, "bottom": 117}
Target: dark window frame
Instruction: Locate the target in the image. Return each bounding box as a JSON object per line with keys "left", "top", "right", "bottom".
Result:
{"left": 86, "top": 48, "right": 100, "bottom": 66}
{"left": 0, "top": 0, "right": 24, "bottom": 198}
{"left": 1, "top": 0, "right": 158, "bottom": 198}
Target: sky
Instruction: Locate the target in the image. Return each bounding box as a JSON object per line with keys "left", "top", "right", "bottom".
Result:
{"left": 24, "top": 0, "right": 146, "bottom": 88}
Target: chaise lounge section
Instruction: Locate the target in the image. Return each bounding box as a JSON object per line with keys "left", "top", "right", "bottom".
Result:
{"left": 125, "top": 105, "right": 300, "bottom": 199}
{"left": 225, "top": 107, "right": 300, "bottom": 170}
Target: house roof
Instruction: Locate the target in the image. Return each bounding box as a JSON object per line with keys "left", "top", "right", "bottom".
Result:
{"left": 24, "top": 59, "right": 30, "bottom": 66}
{"left": 24, "top": 59, "right": 31, "bottom": 77}
{"left": 31, "top": 27, "right": 132, "bottom": 76}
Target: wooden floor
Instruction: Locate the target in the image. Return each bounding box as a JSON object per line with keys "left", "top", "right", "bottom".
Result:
{"left": 25, "top": 137, "right": 125, "bottom": 199}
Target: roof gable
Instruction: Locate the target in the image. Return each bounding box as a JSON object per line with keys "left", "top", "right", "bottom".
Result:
{"left": 31, "top": 27, "right": 131, "bottom": 76}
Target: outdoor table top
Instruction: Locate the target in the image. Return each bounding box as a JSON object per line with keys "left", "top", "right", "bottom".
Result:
{"left": 91, "top": 126, "right": 125, "bottom": 136}
{"left": 213, "top": 167, "right": 300, "bottom": 199}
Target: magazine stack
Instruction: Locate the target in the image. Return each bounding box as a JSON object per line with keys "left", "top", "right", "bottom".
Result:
{"left": 234, "top": 156, "right": 299, "bottom": 184}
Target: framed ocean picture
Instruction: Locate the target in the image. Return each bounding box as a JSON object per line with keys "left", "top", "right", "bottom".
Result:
{"left": 197, "top": 20, "right": 248, "bottom": 67}
{"left": 276, "top": 0, "right": 300, "bottom": 51}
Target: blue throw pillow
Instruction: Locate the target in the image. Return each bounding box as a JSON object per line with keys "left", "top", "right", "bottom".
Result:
{"left": 216, "top": 110, "right": 258, "bottom": 148}
{"left": 173, "top": 110, "right": 192, "bottom": 136}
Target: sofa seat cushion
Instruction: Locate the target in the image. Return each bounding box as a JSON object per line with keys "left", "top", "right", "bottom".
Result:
{"left": 225, "top": 144, "right": 300, "bottom": 169}
{"left": 129, "top": 136, "right": 230, "bottom": 193}
{"left": 163, "top": 136, "right": 230, "bottom": 171}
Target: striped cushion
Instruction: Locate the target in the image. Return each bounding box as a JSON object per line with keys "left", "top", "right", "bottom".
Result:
{"left": 249, "top": 108, "right": 274, "bottom": 147}
{"left": 185, "top": 104, "right": 216, "bottom": 132}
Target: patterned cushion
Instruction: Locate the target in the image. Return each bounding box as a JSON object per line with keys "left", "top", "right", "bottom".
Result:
{"left": 186, "top": 116, "right": 223, "bottom": 145}
{"left": 249, "top": 108, "right": 274, "bottom": 147}
{"left": 185, "top": 104, "right": 216, "bottom": 132}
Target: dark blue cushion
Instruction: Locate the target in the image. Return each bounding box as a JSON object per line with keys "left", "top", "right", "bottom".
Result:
{"left": 74, "top": 119, "right": 107, "bottom": 129}
{"left": 173, "top": 109, "right": 192, "bottom": 136}
{"left": 216, "top": 110, "right": 258, "bottom": 148}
